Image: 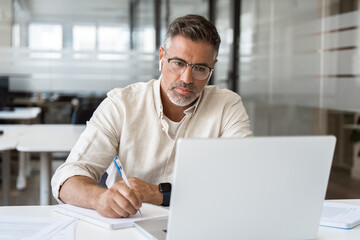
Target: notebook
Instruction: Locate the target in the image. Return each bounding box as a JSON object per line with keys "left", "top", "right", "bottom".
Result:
{"left": 135, "top": 136, "right": 336, "bottom": 240}
{"left": 321, "top": 201, "right": 360, "bottom": 229}
{"left": 54, "top": 203, "right": 168, "bottom": 229}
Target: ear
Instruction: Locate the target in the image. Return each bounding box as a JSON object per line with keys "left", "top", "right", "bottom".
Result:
{"left": 159, "top": 47, "right": 165, "bottom": 60}
{"left": 159, "top": 47, "right": 165, "bottom": 72}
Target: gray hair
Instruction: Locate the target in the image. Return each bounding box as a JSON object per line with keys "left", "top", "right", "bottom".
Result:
{"left": 163, "top": 14, "right": 221, "bottom": 58}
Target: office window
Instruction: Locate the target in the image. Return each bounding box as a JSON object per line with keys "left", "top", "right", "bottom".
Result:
{"left": 73, "top": 25, "right": 96, "bottom": 51}
{"left": 135, "top": 27, "right": 155, "bottom": 53}
{"left": 29, "top": 23, "right": 62, "bottom": 50}
{"left": 98, "top": 26, "right": 129, "bottom": 52}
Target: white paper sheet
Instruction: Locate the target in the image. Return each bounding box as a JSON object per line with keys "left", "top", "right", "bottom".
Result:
{"left": 321, "top": 202, "right": 360, "bottom": 229}
{"left": 0, "top": 216, "right": 77, "bottom": 240}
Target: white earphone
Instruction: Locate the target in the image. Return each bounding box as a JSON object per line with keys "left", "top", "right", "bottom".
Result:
{"left": 159, "top": 59, "right": 163, "bottom": 71}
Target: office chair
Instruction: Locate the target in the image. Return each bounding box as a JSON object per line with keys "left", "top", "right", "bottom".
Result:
{"left": 71, "top": 97, "right": 108, "bottom": 187}
{"left": 71, "top": 97, "right": 103, "bottom": 124}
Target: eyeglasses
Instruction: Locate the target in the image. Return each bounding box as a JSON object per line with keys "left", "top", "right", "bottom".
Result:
{"left": 164, "top": 57, "right": 214, "bottom": 80}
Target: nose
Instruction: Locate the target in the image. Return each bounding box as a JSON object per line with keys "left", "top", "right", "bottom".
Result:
{"left": 180, "top": 65, "right": 194, "bottom": 84}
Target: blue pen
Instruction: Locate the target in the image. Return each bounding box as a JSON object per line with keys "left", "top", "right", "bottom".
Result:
{"left": 113, "top": 156, "right": 142, "bottom": 217}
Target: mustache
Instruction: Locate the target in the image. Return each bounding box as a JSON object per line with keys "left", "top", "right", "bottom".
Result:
{"left": 170, "top": 81, "right": 197, "bottom": 93}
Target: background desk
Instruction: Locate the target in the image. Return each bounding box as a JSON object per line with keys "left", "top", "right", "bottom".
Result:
{"left": 0, "top": 125, "right": 29, "bottom": 205}
{"left": 0, "top": 132, "right": 18, "bottom": 205}
{"left": 0, "top": 107, "right": 41, "bottom": 121}
{"left": 0, "top": 200, "right": 359, "bottom": 239}
{"left": 16, "top": 124, "right": 86, "bottom": 205}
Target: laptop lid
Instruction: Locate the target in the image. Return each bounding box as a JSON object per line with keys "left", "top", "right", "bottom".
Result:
{"left": 166, "top": 136, "right": 336, "bottom": 240}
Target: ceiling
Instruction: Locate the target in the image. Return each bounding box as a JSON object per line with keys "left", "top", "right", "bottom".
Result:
{"left": 14, "top": 0, "right": 209, "bottom": 27}
{"left": 17, "top": 0, "right": 139, "bottom": 23}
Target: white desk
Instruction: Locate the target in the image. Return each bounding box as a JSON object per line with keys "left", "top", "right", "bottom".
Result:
{"left": 0, "top": 107, "right": 41, "bottom": 120}
{"left": 0, "top": 125, "right": 29, "bottom": 205}
{"left": 16, "top": 124, "right": 86, "bottom": 205}
{"left": 0, "top": 205, "right": 147, "bottom": 240}
{"left": 0, "top": 200, "right": 359, "bottom": 239}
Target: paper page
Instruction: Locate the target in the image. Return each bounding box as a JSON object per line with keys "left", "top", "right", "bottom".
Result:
{"left": 0, "top": 216, "right": 76, "bottom": 240}
{"left": 54, "top": 203, "right": 169, "bottom": 229}
{"left": 27, "top": 217, "right": 77, "bottom": 240}
{"left": 320, "top": 202, "right": 360, "bottom": 229}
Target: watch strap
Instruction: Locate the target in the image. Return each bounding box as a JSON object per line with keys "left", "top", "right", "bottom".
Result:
{"left": 161, "top": 191, "right": 171, "bottom": 206}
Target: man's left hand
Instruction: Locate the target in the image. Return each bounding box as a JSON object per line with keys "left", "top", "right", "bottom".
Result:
{"left": 127, "top": 177, "right": 163, "bottom": 205}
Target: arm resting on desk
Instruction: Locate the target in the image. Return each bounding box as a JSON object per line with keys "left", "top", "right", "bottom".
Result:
{"left": 59, "top": 175, "right": 162, "bottom": 218}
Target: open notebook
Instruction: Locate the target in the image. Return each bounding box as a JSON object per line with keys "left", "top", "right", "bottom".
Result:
{"left": 321, "top": 202, "right": 360, "bottom": 229}
{"left": 54, "top": 203, "right": 168, "bottom": 230}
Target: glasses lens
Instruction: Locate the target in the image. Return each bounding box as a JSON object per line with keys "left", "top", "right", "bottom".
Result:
{"left": 169, "top": 59, "right": 186, "bottom": 74}
{"left": 192, "top": 65, "right": 210, "bottom": 80}
{"left": 168, "top": 59, "right": 211, "bottom": 80}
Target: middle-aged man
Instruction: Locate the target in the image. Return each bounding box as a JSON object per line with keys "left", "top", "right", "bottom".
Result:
{"left": 51, "top": 14, "right": 252, "bottom": 218}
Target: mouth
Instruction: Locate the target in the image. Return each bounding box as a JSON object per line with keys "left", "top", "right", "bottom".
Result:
{"left": 175, "top": 87, "right": 194, "bottom": 96}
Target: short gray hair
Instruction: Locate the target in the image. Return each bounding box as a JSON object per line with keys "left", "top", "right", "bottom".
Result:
{"left": 163, "top": 14, "right": 221, "bottom": 58}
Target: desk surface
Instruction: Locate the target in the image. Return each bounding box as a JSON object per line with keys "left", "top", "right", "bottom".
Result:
{"left": 0, "top": 205, "right": 147, "bottom": 240}
{"left": 0, "top": 200, "right": 360, "bottom": 240}
{"left": 0, "top": 107, "right": 41, "bottom": 120}
{"left": 0, "top": 134, "right": 18, "bottom": 151}
{"left": 0, "top": 124, "right": 29, "bottom": 151}
{"left": 16, "top": 124, "right": 86, "bottom": 152}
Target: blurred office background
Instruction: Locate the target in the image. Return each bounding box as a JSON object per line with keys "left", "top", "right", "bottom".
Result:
{"left": 0, "top": 0, "right": 360, "bottom": 204}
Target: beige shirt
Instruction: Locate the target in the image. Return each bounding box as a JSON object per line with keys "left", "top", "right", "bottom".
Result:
{"left": 51, "top": 78, "right": 252, "bottom": 202}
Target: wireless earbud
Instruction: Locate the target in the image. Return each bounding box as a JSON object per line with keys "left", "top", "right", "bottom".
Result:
{"left": 159, "top": 59, "right": 163, "bottom": 71}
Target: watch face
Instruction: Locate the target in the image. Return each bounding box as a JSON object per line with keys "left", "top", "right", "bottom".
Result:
{"left": 159, "top": 183, "right": 172, "bottom": 192}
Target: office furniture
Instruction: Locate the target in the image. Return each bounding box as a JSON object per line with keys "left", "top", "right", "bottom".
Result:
{"left": 71, "top": 97, "right": 101, "bottom": 125}
{"left": 0, "top": 76, "right": 9, "bottom": 110}
{"left": 0, "top": 200, "right": 359, "bottom": 239}
{"left": 347, "top": 122, "right": 360, "bottom": 180}
{"left": 16, "top": 124, "right": 86, "bottom": 205}
{"left": 0, "top": 133, "right": 17, "bottom": 205}
{"left": 0, "top": 107, "right": 42, "bottom": 190}
{"left": 0, "top": 107, "right": 41, "bottom": 121}
{"left": 0, "top": 204, "right": 148, "bottom": 240}
{"left": 0, "top": 125, "right": 29, "bottom": 205}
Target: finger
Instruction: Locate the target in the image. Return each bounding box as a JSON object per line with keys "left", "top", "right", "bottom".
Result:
{"left": 97, "top": 189, "right": 130, "bottom": 218}
{"left": 113, "top": 187, "right": 139, "bottom": 215}
{"left": 118, "top": 185, "right": 142, "bottom": 209}
{"left": 108, "top": 198, "right": 131, "bottom": 218}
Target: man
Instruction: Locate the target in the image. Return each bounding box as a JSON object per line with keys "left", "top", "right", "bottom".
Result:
{"left": 51, "top": 14, "right": 252, "bottom": 218}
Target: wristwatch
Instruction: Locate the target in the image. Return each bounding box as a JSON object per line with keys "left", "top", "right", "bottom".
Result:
{"left": 158, "top": 182, "right": 172, "bottom": 206}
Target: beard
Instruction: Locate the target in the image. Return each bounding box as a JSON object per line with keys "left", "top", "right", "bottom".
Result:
{"left": 166, "top": 81, "right": 199, "bottom": 107}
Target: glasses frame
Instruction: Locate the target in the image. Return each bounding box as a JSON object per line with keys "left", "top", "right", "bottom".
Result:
{"left": 164, "top": 57, "right": 214, "bottom": 80}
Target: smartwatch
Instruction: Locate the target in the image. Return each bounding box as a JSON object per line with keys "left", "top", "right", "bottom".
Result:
{"left": 158, "top": 182, "right": 172, "bottom": 206}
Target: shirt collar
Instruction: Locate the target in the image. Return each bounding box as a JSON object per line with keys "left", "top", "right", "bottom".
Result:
{"left": 153, "top": 75, "right": 204, "bottom": 119}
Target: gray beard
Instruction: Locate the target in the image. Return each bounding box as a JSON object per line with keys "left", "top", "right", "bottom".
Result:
{"left": 167, "top": 91, "right": 198, "bottom": 107}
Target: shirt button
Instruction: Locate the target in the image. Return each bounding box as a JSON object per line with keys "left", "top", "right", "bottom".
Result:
{"left": 162, "top": 128, "right": 165, "bottom": 131}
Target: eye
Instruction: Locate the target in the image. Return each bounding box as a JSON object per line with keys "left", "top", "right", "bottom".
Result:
{"left": 193, "top": 65, "right": 207, "bottom": 72}
{"left": 172, "top": 60, "right": 186, "bottom": 68}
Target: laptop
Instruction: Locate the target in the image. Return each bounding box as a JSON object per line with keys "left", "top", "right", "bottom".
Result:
{"left": 134, "top": 136, "right": 336, "bottom": 240}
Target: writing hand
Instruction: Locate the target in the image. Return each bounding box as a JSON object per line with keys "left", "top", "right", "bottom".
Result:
{"left": 127, "top": 177, "right": 163, "bottom": 206}
{"left": 96, "top": 181, "right": 142, "bottom": 218}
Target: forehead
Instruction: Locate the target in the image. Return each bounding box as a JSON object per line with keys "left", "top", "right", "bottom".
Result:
{"left": 166, "top": 35, "right": 216, "bottom": 62}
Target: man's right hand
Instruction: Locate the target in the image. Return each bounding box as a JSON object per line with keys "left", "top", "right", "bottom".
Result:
{"left": 96, "top": 181, "right": 142, "bottom": 218}
{"left": 59, "top": 176, "right": 142, "bottom": 218}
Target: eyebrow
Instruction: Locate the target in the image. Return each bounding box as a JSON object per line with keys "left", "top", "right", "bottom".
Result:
{"left": 168, "top": 56, "right": 211, "bottom": 68}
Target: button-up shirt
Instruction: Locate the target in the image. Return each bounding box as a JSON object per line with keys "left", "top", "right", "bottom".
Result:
{"left": 51, "top": 78, "right": 252, "bottom": 202}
